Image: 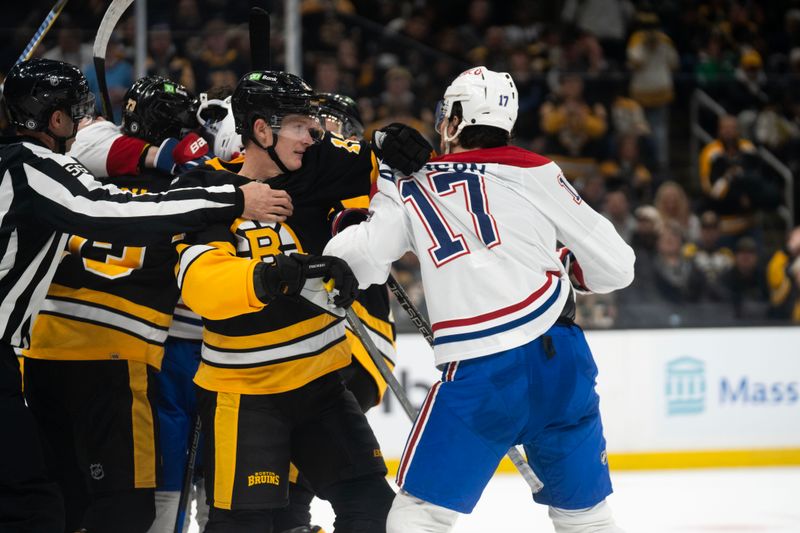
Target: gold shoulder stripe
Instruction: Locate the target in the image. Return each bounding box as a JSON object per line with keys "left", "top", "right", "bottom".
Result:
{"left": 203, "top": 313, "right": 340, "bottom": 351}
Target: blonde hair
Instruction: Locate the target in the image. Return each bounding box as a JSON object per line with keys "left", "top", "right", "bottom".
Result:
{"left": 654, "top": 180, "right": 691, "bottom": 227}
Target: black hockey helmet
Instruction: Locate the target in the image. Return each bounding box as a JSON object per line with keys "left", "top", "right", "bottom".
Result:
{"left": 121, "top": 76, "right": 199, "bottom": 144}
{"left": 231, "top": 70, "right": 320, "bottom": 139}
{"left": 316, "top": 92, "right": 364, "bottom": 139}
{"left": 3, "top": 58, "right": 95, "bottom": 132}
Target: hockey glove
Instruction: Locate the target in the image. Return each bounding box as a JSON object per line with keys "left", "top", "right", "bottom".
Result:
{"left": 155, "top": 132, "right": 210, "bottom": 175}
{"left": 330, "top": 208, "right": 369, "bottom": 236}
{"left": 372, "top": 123, "right": 432, "bottom": 175}
{"left": 253, "top": 253, "right": 358, "bottom": 308}
{"left": 558, "top": 247, "right": 590, "bottom": 294}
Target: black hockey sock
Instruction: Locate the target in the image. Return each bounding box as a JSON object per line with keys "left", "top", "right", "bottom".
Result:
{"left": 318, "top": 474, "right": 394, "bottom": 533}
{"left": 205, "top": 507, "right": 273, "bottom": 533}
{"left": 272, "top": 477, "right": 315, "bottom": 531}
{"left": 82, "top": 488, "right": 154, "bottom": 533}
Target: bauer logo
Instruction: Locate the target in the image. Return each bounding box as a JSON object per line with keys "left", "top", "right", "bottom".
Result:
{"left": 666, "top": 357, "right": 706, "bottom": 415}
{"left": 247, "top": 471, "right": 280, "bottom": 487}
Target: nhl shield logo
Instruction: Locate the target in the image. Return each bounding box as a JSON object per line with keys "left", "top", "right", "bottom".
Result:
{"left": 89, "top": 463, "right": 104, "bottom": 480}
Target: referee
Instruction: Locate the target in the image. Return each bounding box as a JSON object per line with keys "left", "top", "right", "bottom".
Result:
{"left": 0, "top": 59, "right": 292, "bottom": 532}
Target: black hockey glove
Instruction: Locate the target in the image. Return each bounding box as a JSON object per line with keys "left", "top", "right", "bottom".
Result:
{"left": 330, "top": 208, "right": 369, "bottom": 236}
{"left": 372, "top": 123, "right": 432, "bottom": 175}
{"left": 253, "top": 253, "right": 358, "bottom": 308}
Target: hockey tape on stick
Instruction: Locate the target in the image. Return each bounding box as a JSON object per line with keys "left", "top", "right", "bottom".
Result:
{"left": 249, "top": 6, "right": 271, "bottom": 70}
{"left": 385, "top": 275, "right": 545, "bottom": 493}
{"left": 92, "top": 0, "right": 134, "bottom": 122}
{"left": 387, "top": 274, "right": 434, "bottom": 345}
{"left": 16, "top": 0, "right": 69, "bottom": 65}
{"left": 174, "top": 414, "right": 202, "bottom": 533}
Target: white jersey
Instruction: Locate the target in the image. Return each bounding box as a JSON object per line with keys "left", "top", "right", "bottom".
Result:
{"left": 324, "top": 146, "right": 635, "bottom": 366}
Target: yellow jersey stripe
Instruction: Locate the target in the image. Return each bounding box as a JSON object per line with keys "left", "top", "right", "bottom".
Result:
{"left": 129, "top": 361, "right": 156, "bottom": 489}
{"left": 213, "top": 392, "right": 240, "bottom": 510}
{"left": 194, "top": 338, "right": 351, "bottom": 395}
{"left": 46, "top": 283, "right": 172, "bottom": 328}
{"left": 203, "top": 313, "right": 341, "bottom": 351}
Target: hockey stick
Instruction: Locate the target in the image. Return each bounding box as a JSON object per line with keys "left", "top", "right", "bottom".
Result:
{"left": 16, "top": 0, "right": 69, "bottom": 65}
{"left": 384, "top": 274, "right": 545, "bottom": 493}
{"left": 249, "top": 4, "right": 271, "bottom": 70}
{"left": 174, "top": 414, "right": 202, "bottom": 533}
{"left": 92, "top": 0, "right": 133, "bottom": 122}
{"left": 386, "top": 274, "right": 433, "bottom": 345}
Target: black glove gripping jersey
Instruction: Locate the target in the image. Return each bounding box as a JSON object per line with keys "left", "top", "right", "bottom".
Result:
{"left": 175, "top": 133, "right": 380, "bottom": 394}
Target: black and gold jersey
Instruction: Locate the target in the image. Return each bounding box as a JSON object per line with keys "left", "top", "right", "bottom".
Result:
{"left": 24, "top": 169, "right": 181, "bottom": 369}
{"left": 328, "top": 192, "right": 397, "bottom": 402}
{"left": 176, "top": 134, "right": 377, "bottom": 395}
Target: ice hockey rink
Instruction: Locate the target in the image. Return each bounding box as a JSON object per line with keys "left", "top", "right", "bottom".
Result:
{"left": 185, "top": 467, "right": 800, "bottom": 532}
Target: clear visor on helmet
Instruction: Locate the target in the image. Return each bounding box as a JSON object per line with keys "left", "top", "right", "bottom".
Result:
{"left": 70, "top": 92, "right": 96, "bottom": 122}
{"left": 321, "top": 114, "right": 345, "bottom": 136}
{"left": 275, "top": 113, "right": 324, "bottom": 144}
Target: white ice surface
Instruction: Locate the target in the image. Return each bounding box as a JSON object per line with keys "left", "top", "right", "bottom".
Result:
{"left": 188, "top": 467, "right": 800, "bottom": 532}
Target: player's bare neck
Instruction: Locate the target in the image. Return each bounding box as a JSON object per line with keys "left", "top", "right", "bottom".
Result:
{"left": 19, "top": 129, "right": 56, "bottom": 151}
{"left": 238, "top": 149, "right": 282, "bottom": 182}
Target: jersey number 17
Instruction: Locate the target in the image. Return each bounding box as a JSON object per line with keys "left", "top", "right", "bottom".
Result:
{"left": 399, "top": 170, "right": 500, "bottom": 267}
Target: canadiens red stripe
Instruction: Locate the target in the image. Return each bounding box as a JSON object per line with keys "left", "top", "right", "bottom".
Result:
{"left": 431, "top": 271, "right": 559, "bottom": 333}
{"left": 446, "top": 361, "right": 458, "bottom": 382}
{"left": 397, "top": 381, "right": 441, "bottom": 486}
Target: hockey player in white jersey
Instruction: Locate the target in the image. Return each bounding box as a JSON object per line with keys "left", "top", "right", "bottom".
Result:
{"left": 324, "top": 66, "right": 634, "bottom": 533}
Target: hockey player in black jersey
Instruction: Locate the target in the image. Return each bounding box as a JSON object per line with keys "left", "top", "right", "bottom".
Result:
{"left": 174, "top": 71, "right": 430, "bottom": 533}
{"left": 0, "top": 59, "right": 293, "bottom": 533}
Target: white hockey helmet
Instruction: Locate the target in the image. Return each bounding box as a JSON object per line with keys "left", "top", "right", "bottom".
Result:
{"left": 196, "top": 93, "right": 243, "bottom": 160}
{"left": 437, "top": 66, "right": 518, "bottom": 146}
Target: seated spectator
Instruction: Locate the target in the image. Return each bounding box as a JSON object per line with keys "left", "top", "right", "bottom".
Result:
{"left": 601, "top": 180, "right": 636, "bottom": 244}
{"left": 42, "top": 15, "right": 93, "bottom": 70}
{"left": 540, "top": 73, "right": 608, "bottom": 178}
{"left": 719, "top": 237, "right": 770, "bottom": 320}
{"left": 577, "top": 173, "right": 606, "bottom": 212}
{"left": 683, "top": 211, "right": 733, "bottom": 300}
{"left": 766, "top": 226, "right": 800, "bottom": 321}
{"left": 599, "top": 134, "right": 653, "bottom": 205}
{"left": 146, "top": 23, "right": 195, "bottom": 92}
{"left": 654, "top": 180, "right": 701, "bottom": 243}
{"left": 652, "top": 221, "right": 707, "bottom": 305}
{"left": 192, "top": 18, "right": 247, "bottom": 91}
{"left": 626, "top": 11, "right": 678, "bottom": 172}
{"left": 609, "top": 86, "right": 651, "bottom": 140}
{"left": 699, "top": 115, "right": 776, "bottom": 244}
{"left": 616, "top": 205, "right": 662, "bottom": 306}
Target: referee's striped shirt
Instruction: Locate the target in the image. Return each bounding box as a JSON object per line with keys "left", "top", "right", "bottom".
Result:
{"left": 0, "top": 136, "right": 244, "bottom": 349}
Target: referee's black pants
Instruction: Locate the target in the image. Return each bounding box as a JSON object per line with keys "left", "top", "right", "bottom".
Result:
{"left": 0, "top": 343, "right": 64, "bottom": 532}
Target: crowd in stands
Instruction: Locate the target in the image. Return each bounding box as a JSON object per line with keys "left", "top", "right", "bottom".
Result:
{"left": 2, "top": 0, "right": 800, "bottom": 329}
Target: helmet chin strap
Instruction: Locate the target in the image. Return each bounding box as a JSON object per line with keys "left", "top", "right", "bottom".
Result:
{"left": 441, "top": 117, "right": 465, "bottom": 155}
{"left": 45, "top": 124, "right": 78, "bottom": 155}
{"left": 249, "top": 127, "right": 290, "bottom": 174}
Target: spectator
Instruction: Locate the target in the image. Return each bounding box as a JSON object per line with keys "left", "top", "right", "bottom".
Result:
{"left": 458, "top": 0, "right": 493, "bottom": 55}
{"left": 654, "top": 180, "right": 701, "bottom": 243}
{"left": 767, "top": 226, "right": 800, "bottom": 321}
{"left": 652, "top": 221, "right": 707, "bottom": 305}
{"left": 192, "top": 18, "right": 247, "bottom": 91}
{"left": 577, "top": 173, "right": 606, "bottom": 211}
{"left": 561, "top": 0, "right": 634, "bottom": 65}
{"left": 42, "top": 16, "right": 93, "bottom": 70}
{"left": 695, "top": 32, "right": 735, "bottom": 97}
{"left": 699, "top": 114, "right": 776, "bottom": 244}
{"left": 719, "top": 236, "right": 770, "bottom": 320}
{"left": 599, "top": 134, "right": 653, "bottom": 205}
{"left": 467, "top": 26, "right": 511, "bottom": 72}
{"left": 313, "top": 56, "right": 348, "bottom": 95}
{"left": 602, "top": 180, "right": 636, "bottom": 244}
{"left": 540, "top": 73, "right": 608, "bottom": 177}
{"left": 727, "top": 48, "right": 770, "bottom": 136}
{"left": 626, "top": 12, "right": 678, "bottom": 172}
{"left": 683, "top": 211, "right": 734, "bottom": 300}
{"left": 146, "top": 23, "right": 196, "bottom": 91}
{"left": 609, "top": 85, "right": 651, "bottom": 141}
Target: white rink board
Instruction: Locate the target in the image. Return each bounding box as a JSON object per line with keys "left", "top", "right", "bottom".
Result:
{"left": 367, "top": 328, "right": 800, "bottom": 459}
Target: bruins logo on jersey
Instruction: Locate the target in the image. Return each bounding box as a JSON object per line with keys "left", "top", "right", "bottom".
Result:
{"left": 232, "top": 219, "right": 302, "bottom": 262}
